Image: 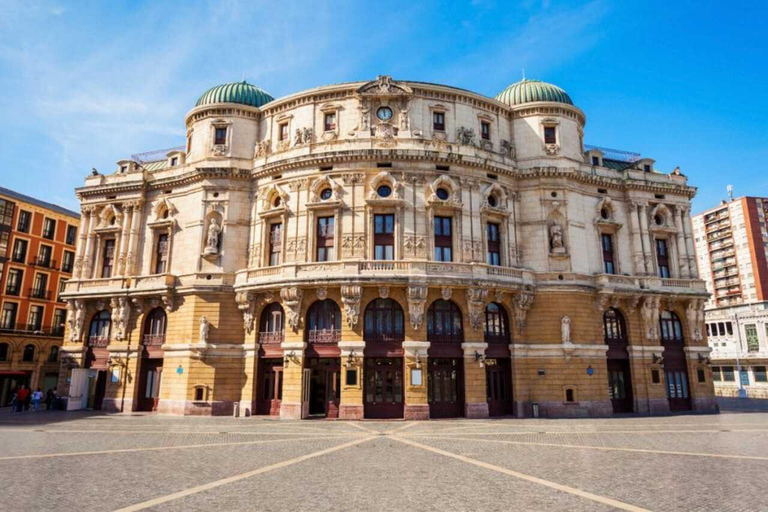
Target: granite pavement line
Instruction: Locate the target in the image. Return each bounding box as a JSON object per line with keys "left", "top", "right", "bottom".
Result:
{"left": 0, "top": 435, "right": 356, "bottom": 462}
{"left": 393, "top": 436, "right": 650, "bottom": 512}
{"left": 401, "top": 428, "right": 768, "bottom": 436}
{"left": 412, "top": 434, "right": 768, "bottom": 461}
{"left": 115, "top": 436, "right": 376, "bottom": 512}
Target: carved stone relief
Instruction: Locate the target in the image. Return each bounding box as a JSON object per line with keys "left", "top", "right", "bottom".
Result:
{"left": 407, "top": 285, "right": 428, "bottom": 330}
{"left": 341, "top": 285, "right": 363, "bottom": 329}
{"left": 280, "top": 287, "right": 303, "bottom": 332}
{"left": 466, "top": 288, "right": 489, "bottom": 331}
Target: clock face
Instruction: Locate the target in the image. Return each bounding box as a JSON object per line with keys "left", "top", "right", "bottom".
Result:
{"left": 376, "top": 106, "right": 393, "bottom": 121}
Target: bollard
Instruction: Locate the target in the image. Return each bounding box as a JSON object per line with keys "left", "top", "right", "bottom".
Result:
{"left": 233, "top": 402, "right": 240, "bottom": 418}
{"left": 532, "top": 403, "right": 539, "bottom": 418}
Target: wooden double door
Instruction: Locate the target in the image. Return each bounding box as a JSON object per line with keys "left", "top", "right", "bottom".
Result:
{"left": 607, "top": 358, "right": 634, "bottom": 414}
{"left": 256, "top": 358, "right": 283, "bottom": 416}
{"left": 364, "top": 358, "right": 404, "bottom": 419}
{"left": 137, "top": 357, "right": 163, "bottom": 412}
{"left": 307, "top": 358, "right": 340, "bottom": 418}
{"left": 486, "top": 358, "right": 513, "bottom": 417}
{"left": 663, "top": 349, "right": 692, "bottom": 411}
{"left": 428, "top": 358, "right": 463, "bottom": 418}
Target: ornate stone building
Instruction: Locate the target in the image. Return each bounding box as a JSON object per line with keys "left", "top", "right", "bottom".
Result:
{"left": 59, "top": 76, "right": 715, "bottom": 418}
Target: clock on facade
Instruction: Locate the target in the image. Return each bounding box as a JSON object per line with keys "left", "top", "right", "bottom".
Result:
{"left": 376, "top": 106, "right": 393, "bottom": 121}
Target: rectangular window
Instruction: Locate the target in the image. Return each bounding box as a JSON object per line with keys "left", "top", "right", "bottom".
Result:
{"left": 722, "top": 366, "right": 735, "bottom": 382}
{"left": 745, "top": 324, "right": 759, "bottom": 352}
{"left": 315, "top": 216, "right": 335, "bottom": 262}
{"left": 481, "top": 121, "right": 491, "bottom": 140}
{"left": 433, "top": 112, "right": 445, "bottom": 131}
{"left": 269, "top": 223, "right": 282, "bottom": 266}
{"left": 32, "top": 273, "right": 48, "bottom": 299}
{"left": 279, "top": 123, "right": 289, "bottom": 141}
{"left": 170, "top": 156, "right": 178, "bottom": 167}
{"left": 58, "top": 278, "right": 67, "bottom": 302}
{"left": 712, "top": 367, "right": 722, "bottom": 382}
{"left": 5, "top": 268, "right": 22, "bottom": 295}
{"left": 66, "top": 225, "right": 77, "bottom": 245}
{"left": 214, "top": 127, "right": 227, "bottom": 145}
{"left": 37, "top": 245, "right": 52, "bottom": 267}
{"left": 544, "top": 126, "right": 556, "bottom": 144}
{"left": 155, "top": 233, "right": 169, "bottom": 274}
{"left": 62, "top": 250, "right": 75, "bottom": 273}
{"left": 0, "top": 232, "right": 9, "bottom": 258}
{"left": 434, "top": 216, "right": 453, "bottom": 262}
{"left": 324, "top": 112, "right": 336, "bottom": 131}
{"left": 52, "top": 308, "right": 66, "bottom": 334}
{"left": 755, "top": 366, "right": 767, "bottom": 383}
{"left": 592, "top": 156, "right": 600, "bottom": 166}
{"left": 28, "top": 305, "right": 44, "bottom": 331}
{"left": 656, "top": 238, "right": 670, "bottom": 278}
{"left": 42, "top": 218, "right": 56, "bottom": 240}
{"left": 373, "top": 214, "right": 395, "bottom": 260}
{"left": 726, "top": 322, "right": 733, "bottom": 335}
{"left": 601, "top": 233, "right": 615, "bottom": 274}
{"left": 741, "top": 369, "right": 750, "bottom": 387}
{"left": 12, "top": 239, "right": 27, "bottom": 263}
{"left": 1, "top": 302, "right": 18, "bottom": 330}
{"left": 101, "top": 239, "right": 116, "bottom": 278}
{"left": 697, "top": 368, "right": 706, "bottom": 383}
{"left": 0, "top": 199, "right": 14, "bottom": 227}
{"left": 17, "top": 211, "right": 31, "bottom": 233}
{"left": 486, "top": 223, "right": 500, "bottom": 266}
{"left": 665, "top": 371, "right": 689, "bottom": 399}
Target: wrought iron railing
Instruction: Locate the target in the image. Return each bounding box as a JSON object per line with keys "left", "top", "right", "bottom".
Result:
{"left": 307, "top": 329, "right": 341, "bottom": 344}
{"left": 143, "top": 334, "right": 165, "bottom": 346}
{"left": 259, "top": 331, "right": 284, "bottom": 345}
{"left": 28, "top": 287, "right": 52, "bottom": 300}
{"left": 363, "top": 332, "right": 405, "bottom": 344}
{"left": 88, "top": 336, "right": 110, "bottom": 348}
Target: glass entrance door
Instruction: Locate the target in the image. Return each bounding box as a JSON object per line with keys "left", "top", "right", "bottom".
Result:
{"left": 607, "top": 358, "right": 633, "bottom": 413}
{"left": 364, "top": 358, "right": 403, "bottom": 419}
{"left": 486, "top": 358, "right": 512, "bottom": 417}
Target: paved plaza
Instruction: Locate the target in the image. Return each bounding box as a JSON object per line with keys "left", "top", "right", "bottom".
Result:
{"left": 1, "top": 400, "right": 766, "bottom": 511}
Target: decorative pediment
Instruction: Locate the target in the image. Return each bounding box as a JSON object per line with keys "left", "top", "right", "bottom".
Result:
{"left": 148, "top": 197, "right": 177, "bottom": 228}
{"left": 96, "top": 204, "right": 123, "bottom": 230}
{"left": 367, "top": 171, "right": 402, "bottom": 202}
{"left": 480, "top": 182, "right": 509, "bottom": 212}
{"left": 649, "top": 203, "right": 675, "bottom": 232}
{"left": 260, "top": 183, "right": 290, "bottom": 214}
{"left": 357, "top": 75, "right": 412, "bottom": 97}
{"left": 594, "top": 197, "right": 622, "bottom": 230}
{"left": 427, "top": 174, "right": 462, "bottom": 207}
{"left": 309, "top": 175, "right": 343, "bottom": 205}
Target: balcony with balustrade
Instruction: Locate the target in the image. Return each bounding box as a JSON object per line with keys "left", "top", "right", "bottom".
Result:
{"left": 258, "top": 330, "right": 284, "bottom": 345}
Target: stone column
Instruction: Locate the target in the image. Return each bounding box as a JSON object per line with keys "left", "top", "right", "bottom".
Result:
{"left": 338, "top": 341, "right": 365, "bottom": 420}
{"left": 403, "top": 341, "right": 430, "bottom": 420}
{"left": 125, "top": 201, "right": 143, "bottom": 276}
{"left": 682, "top": 208, "right": 698, "bottom": 278}
{"left": 279, "top": 341, "right": 306, "bottom": 419}
{"left": 628, "top": 201, "right": 647, "bottom": 275}
{"left": 673, "top": 206, "right": 690, "bottom": 278}
{"left": 638, "top": 203, "right": 655, "bottom": 276}
{"left": 73, "top": 207, "right": 91, "bottom": 279}
{"left": 81, "top": 208, "right": 97, "bottom": 279}
{"left": 462, "top": 342, "right": 489, "bottom": 419}
{"left": 116, "top": 203, "right": 133, "bottom": 276}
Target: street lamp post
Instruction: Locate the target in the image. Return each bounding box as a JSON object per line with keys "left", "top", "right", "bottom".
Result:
{"left": 733, "top": 313, "right": 747, "bottom": 398}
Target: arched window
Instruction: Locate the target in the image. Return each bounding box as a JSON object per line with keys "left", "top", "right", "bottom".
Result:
{"left": 306, "top": 300, "right": 341, "bottom": 344}
{"left": 484, "top": 302, "right": 510, "bottom": 344}
{"left": 259, "top": 303, "right": 284, "bottom": 345}
{"left": 48, "top": 345, "right": 59, "bottom": 363}
{"left": 88, "top": 310, "right": 111, "bottom": 346}
{"left": 22, "top": 344, "right": 35, "bottom": 362}
{"left": 0, "top": 343, "right": 8, "bottom": 362}
{"left": 659, "top": 311, "right": 684, "bottom": 345}
{"left": 364, "top": 299, "right": 405, "bottom": 343}
{"left": 143, "top": 308, "right": 167, "bottom": 346}
{"left": 603, "top": 308, "right": 628, "bottom": 345}
{"left": 427, "top": 300, "right": 463, "bottom": 343}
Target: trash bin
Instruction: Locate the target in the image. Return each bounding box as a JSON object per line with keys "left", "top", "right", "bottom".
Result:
{"left": 532, "top": 403, "right": 539, "bottom": 418}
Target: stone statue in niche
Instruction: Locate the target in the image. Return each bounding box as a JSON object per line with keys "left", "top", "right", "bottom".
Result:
{"left": 549, "top": 222, "right": 566, "bottom": 254}
{"left": 457, "top": 126, "right": 475, "bottom": 146}
{"left": 561, "top": 316, "right": 572, "bottom": 344}
{"left": 199, "top": 317, "right": 210, "bottom": 343}
{"left": 204, "top": 218, "right": 222, "bottom": 255}
{"left": 399, "top": 108, "right": 409, "bottom": 130}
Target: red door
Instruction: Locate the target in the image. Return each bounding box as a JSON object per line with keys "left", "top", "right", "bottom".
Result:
{"left": 256, "top": 359, "right": 283, "bottom": 416}
{"left": 428, "top": 358, "right": 463, "bottom": 418}
{"left": 364, "top": 358, "right": 404, "bottom": 419}
{"left": 137, "top": 358, "right": 164, "bottom": 412}
{"left": 486, "top": 359, "right": 512, "bottom": 417}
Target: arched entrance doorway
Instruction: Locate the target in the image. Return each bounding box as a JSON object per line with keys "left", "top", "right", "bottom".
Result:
{"left": 305, "top": 299, "right": 342, "bottom": 418}
{"left": 84, "top": 310, "right": 110, "bottom": 410}
{"left": 603, "top": 308, "right": 634, "bottom": 413}
{"left": 660, "top": 310, "right": 692, "bottom": 411}
{"left": 137, "top": 308, "right": 166, "bottom": 412}
{"left": 363, "top": 298, "right": 404, "bottom": 419}
{"left": 484, "top": 302, "right": 513, "bottom": 417}
{"left": 256, "top": 302, "right": 284, "bottom": 416}
{"left": 427, "top": 299, "right": 464, "bottom": 418}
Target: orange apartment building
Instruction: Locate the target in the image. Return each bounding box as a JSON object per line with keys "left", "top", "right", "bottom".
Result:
{"left": 0, "top": 186, "right": 79, "bottom": 406}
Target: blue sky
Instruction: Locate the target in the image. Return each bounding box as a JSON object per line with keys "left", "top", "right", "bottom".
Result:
{"left": 1, "top": 0, "right": 766, "bottom": 213}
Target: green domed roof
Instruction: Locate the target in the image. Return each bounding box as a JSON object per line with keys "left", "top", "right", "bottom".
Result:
{"left": 195, "top": 81, "right": 274, "bottom": 108}
{"left": 495, "top": 79, "right": 573, "bottom": 106}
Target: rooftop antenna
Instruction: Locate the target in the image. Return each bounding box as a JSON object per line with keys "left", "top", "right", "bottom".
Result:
{"left": 726, "top": 184, "right": 734, "bottom": 202}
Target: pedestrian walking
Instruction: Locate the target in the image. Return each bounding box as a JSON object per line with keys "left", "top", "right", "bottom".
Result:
{"left": 16, "top": 385, "right": 29, "bottom": 413}
{"left": 32, "top": 388, "right": 43, "bottom": 412}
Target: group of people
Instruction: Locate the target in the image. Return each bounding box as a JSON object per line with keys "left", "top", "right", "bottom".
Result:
{"left": 11, "top": 385, "right": 59, "bottom": 412}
